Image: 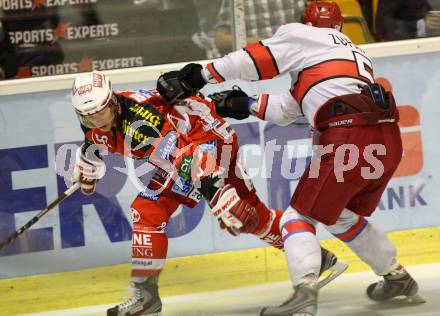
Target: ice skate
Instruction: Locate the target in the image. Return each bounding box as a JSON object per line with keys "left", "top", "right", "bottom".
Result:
{"left": 107, "top": 276, "right": 162, "bottom": 316}
{"left": 260, "top": 249, "right": 346, "bottom": 316}
{"left": 367, "top": 265, "right": 425, "bottom": 304}
{"left": 260, "top": 277, "right": 318, "bottom": 316}
{"left": 318, "top": 247, "right": 348, "bottom": 288}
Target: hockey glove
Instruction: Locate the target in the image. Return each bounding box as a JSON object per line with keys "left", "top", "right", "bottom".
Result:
{"left": 71, "top": 146, "right": 106, "bottom": 195}
{"left": 209, "top": 184, "right": 259, "bottom": 236}
{"left": 208, "top": 88, "right": 251, "bottom": 120}
{"left": 157, "top": 71, "right": 188, "bottom": 104}
{"left": 157, "top": 63, "right": 206, "bottom": 103}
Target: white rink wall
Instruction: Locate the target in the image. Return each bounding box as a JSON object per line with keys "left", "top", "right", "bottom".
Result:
{"left": 1, "top": 38, "right": 440, "bottom": 278}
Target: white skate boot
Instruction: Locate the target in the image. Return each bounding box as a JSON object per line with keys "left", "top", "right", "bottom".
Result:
{"left": 367, "top": 265, "right": 425, "bottom": 304}
{"left": 260, "top": 248, "right": 347, "bottom": 316}
{"left": 107, "top": 276, "right": 162, "bottom": 316}
{"left": 260, "top": 277, "right": 318, "bottom": 316}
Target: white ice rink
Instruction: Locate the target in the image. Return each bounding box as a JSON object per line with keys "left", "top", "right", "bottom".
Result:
{"left": 22, "top": 263, "right": 440, "bottom": 316}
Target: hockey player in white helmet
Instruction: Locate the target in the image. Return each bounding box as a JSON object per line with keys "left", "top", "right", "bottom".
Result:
{"left": 157, "top": 1, "right": 424, "bottom": 315}
{"left": 72, "top": 70, "right": 115, "bottom": 131}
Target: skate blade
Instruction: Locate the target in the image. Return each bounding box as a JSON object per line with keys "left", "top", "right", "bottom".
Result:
{"left": 401, "top": 293, "right": 426, "bottom": 304}
{"left": 375, "top": 294, "right": 427, "bottom": 306}
{"left": 318, "top": 260, "right": 348, "bottom": 289}
{"left": 261, "top": 309, "right": 314, "bottom": 316}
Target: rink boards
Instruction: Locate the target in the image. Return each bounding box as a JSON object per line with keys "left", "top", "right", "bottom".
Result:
{"left": 1, "top": 226, "right": 440, "bottom": 315}
{"left": 20, "top": 262, "right": 440, "bottom": 316}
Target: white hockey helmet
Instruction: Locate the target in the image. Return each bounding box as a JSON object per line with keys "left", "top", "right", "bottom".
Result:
{"left": 71, "top": 71, "right": 112, "bottom": 116}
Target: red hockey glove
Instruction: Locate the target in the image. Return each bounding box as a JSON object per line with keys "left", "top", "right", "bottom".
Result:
{"left": 71, "top": 146, "right": 105, "bottom": 195}
{"left": 210, "top": 184, "right": 259, "bottom": 236}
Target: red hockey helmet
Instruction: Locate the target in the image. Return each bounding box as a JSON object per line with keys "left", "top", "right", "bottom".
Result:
{"left": 301, "top": 1, "right": 344, "bottom": 31}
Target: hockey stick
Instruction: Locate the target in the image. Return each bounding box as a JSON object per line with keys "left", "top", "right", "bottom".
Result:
{"left": 0, "top": 182, "right": 80, "bottom": 252}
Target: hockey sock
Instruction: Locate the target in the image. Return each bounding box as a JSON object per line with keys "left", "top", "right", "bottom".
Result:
{"left": 281, "top": 207, "right": 321, "bottom": 286}
{"left": 326, "top": 208, "right": 396, "bottom": 276}
{"left": 131, "top": 223, "right": 168, "bottom": 283}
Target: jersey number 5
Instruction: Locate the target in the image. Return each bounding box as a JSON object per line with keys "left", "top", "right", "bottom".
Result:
{"left": 353, "top": 51, "right": 374, "bottom": 83}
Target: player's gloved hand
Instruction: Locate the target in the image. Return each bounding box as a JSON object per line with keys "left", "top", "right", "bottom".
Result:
{"left": 157, "top": 63, "right": 206, "bottom": 103}
{"left": 156, "top": 71, "right": 188, "bottom": 104}
{"left": 209, "top": 184, "right": 259, "bottom": 236}
{"left": 71, "top": 146, "right": 106, "bottom": 195}
{"left": 207, "top": 88, "right": 251, "bottom": 120}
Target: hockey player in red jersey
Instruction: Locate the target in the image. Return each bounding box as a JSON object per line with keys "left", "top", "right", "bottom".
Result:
{"left": 156, "top": 1, "right": 424, "bottom": 315}
{"left": 70, "top": 70, "right": 345, "bottom": 316}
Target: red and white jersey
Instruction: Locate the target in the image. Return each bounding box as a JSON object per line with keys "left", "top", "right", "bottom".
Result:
{"left": 205, "top": 23, "right": 374, "bottom": 125}
{"left": 81, "top": 90, "right": 236, "bottom": 208}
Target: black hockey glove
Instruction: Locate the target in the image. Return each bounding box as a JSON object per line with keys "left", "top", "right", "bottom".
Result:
{"left": 208, "top": 88, "right": 251, "bottom": 120}
{"left": 156, "top": 71, "right": 187, "bottom": 103}
{"left": 199, "top": 172, "right": 224, "bottom": 202}
{"left": 156, "top": 63, "right": 206, "bottom": 103}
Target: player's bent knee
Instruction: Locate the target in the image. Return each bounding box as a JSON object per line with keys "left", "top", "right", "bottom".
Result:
{"left": 326, "top": 209, "right": 361, "bottom": 233}
{"left": 280, "top": 206, "right": 317, "bottom": 242}
{"left": 326, "top": 209, "right": 368, "bottom": 242}
{"left": 280, "top": 206, "right": 315, "bottom": 227}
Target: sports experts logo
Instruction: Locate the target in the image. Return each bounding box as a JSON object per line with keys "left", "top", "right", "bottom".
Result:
{"left": 29, "top": 55, "right": 144, "bottom": 76}
{"left": 0, "top": 0, "right": 98, "bottom": 11}
{"left": 9, "top": 22, "right": 118, "bottom": 45}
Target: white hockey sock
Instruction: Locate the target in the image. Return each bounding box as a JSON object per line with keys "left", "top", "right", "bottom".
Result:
{"left": 281, "top": 207, "right": 321, "bottom": 286}
{"left": 326, "top": 209, "right": 397, "bottom": 276}
{"left": 284, "top": 232, "right": 322, "bottom": 286}
{"left": 347, "top": 222, "right": 397, "bottom": 275}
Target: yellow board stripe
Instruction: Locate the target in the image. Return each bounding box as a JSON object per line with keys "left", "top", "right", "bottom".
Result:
{"left": 1, "top": 226, "right": 440, "bottom": 316}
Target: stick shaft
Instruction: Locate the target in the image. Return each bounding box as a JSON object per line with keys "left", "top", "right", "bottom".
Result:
{"left": 0, "top": 183, "right": 80, "bottom": 251}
